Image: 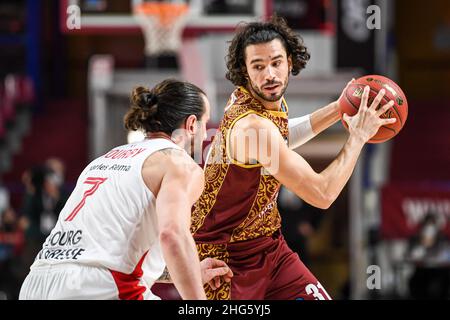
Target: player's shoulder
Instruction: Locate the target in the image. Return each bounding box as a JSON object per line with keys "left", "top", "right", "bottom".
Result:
{"left": 159, "top": 148, "right": 203, "bottom": 179}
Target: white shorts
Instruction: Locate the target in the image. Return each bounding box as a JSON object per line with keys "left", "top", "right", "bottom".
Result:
{"left": 19, "top": 263, "right": 159, "bottom": 300}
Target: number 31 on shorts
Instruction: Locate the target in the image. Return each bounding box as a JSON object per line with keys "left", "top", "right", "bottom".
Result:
{"left": 305, "top": 282, "right": 332, "bottom": 300}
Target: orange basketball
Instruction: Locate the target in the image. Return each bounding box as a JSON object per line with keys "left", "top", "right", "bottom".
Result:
{"left": 338, "top": 75, "right": 408, "bottom": 143}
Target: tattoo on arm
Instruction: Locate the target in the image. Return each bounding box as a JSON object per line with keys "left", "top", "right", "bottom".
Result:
{"left": 159, "top": 148, "right": 184, "bottom": 157}
{"left": 156, "top": 267, "right": 172, "bottom": 283}
{"left": 159, "top": 149, "right": 174, "bottom": 156}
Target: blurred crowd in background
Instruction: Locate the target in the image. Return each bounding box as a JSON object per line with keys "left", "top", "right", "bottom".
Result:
{"left": 0, "top": 158, "right": 69, "bottom": 299}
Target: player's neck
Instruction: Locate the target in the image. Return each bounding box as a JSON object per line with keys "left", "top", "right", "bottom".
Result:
{"left": 147, "top": 131, "right": 191, "bottom": 151}
{"left": 262, "top": 100, "right": 283, "bottom": 111}
{"left": 147, "top": 132, "right": 172, "bottom": 141}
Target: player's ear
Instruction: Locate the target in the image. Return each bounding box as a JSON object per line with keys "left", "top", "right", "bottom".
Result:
{"left": 243, "top": 67, "right": 250, "bottom": 85}
{"left": 185, "top": 114, "right": 198, "bottom": 135}
{"left": 288, "top": 56, "right": 293, "bottom": 73}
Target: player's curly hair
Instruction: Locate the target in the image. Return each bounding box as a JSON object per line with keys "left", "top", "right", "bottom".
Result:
{"left": 124, "top": 79, "right": 205, "bottom": 135}
{"left": 226, "top": 15, "right": 310, "bottom": 87}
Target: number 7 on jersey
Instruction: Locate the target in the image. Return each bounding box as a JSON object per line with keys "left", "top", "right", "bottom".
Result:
{"left": 65, "top": 177, "right": 107, "bottom": 221}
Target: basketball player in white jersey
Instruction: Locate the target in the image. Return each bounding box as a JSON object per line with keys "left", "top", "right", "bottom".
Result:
{"left": 19, "top": 79, "right": 232, "bottom": 300}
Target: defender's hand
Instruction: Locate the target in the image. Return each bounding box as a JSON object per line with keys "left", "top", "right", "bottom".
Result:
{"left": 200, "top": 257, "right": 233, "bottom": 290}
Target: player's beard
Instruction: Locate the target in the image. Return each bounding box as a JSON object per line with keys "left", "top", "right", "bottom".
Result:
{"left": 250, "top": 74, "right": 289, "bottom": 102}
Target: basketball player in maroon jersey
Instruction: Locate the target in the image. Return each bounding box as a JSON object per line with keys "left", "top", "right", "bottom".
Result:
{"left": 191, "top": 16, "right": 396, "bottom": 300}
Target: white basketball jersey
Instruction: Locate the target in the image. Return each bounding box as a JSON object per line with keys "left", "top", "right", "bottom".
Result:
{"left": 31, "top": 138, "right": 182, "bottom": 290}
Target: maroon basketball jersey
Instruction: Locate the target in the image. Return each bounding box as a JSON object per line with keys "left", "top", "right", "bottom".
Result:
{"left": 191, "top": 87, "right": 289, "bottom": 244}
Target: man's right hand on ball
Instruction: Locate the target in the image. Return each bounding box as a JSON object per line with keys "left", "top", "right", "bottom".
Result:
{"left": 343, "top": 85, "right": 396, "bottom": 144}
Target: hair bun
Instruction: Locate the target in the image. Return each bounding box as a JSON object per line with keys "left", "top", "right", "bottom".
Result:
{"left": 139, "top": 92, "right": 157, "bottom": 110}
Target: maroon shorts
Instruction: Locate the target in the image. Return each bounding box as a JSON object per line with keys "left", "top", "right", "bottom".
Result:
{"left": 196, "top": 231, "right": 332, "bottom": 300}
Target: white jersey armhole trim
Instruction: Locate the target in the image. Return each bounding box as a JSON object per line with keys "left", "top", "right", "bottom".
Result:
{"left": 138, "top": 145, "right": 183, "bottom": 200}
